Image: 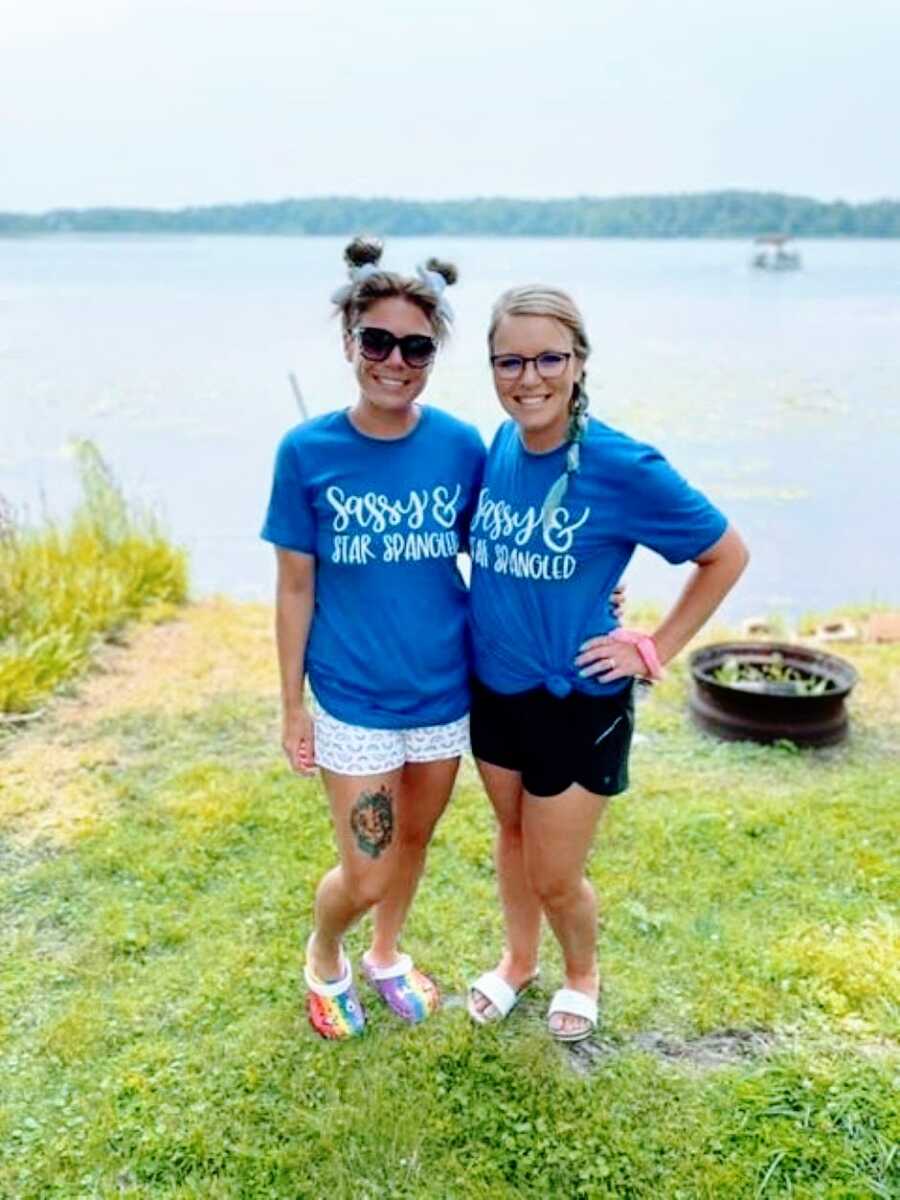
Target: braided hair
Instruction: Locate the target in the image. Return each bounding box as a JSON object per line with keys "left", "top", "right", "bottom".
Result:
{"left": 487, "top": 285, "right": 591, "bottom": 537}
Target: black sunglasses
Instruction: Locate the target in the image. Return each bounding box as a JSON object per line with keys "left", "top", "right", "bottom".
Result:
{"left": 353, "top": 326, "right": 437, "bottom": 369}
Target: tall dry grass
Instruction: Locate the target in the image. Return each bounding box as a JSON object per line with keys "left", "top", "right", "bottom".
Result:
{"left": 0, "top": 440, "right": 187, "bottom": 714}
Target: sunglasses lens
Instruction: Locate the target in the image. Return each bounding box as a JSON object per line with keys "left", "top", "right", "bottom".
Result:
{"left": 358, "top": 328, "right": 395, "bottom": 361}
{"left": 400, "top": 335, "right": 436, "bottom": 368}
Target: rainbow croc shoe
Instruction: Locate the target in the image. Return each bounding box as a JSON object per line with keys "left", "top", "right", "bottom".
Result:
{"left": 361, "top": 952, "right": 440, "bottom": 1024}
{"left": 304, "top": 949, "right": 366, "bottom": 1040}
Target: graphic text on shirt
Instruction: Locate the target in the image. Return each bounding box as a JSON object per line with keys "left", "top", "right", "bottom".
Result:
{"left": 325, "top": 484, "right": 462, "bottom": 565}
{"left": 469, "top": 487, "right": 590, "bottom": 581}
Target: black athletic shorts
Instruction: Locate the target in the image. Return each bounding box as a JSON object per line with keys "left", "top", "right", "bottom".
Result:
{"left": 470, "top": 675, "right": 635, "bottom": 798}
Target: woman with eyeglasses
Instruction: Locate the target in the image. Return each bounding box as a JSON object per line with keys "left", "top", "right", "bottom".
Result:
{"left": 466, "top": 285, "right": 749, "bottom": 1041}
{"left": 261, "top": 237, "right": 484, "bottom": 1039}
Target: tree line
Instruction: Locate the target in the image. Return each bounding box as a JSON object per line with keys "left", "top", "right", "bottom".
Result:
{"left": 2, "top": 192, "right": 899, "bottom": 237}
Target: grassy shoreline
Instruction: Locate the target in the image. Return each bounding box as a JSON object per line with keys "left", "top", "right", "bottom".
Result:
{"left": 0, "top": 442, "right": 187, "bottom": 717}
{"left": 1, "top": 598, "right": 897, "bottom": 1197}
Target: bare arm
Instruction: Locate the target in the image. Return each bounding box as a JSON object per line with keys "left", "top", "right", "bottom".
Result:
{"left": 577, "top": 526, "right": 749, "bottom": 681}
{"left": 275, "top": 547, "right": 316, "bottom": 773}
{"left": 653, "top": 526, "right": 750, "bottom": 663}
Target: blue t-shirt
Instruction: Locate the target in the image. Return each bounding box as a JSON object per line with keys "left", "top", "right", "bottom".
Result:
{"left": 261, "top": 406, "right": 485, "bottom": 729}
{"left": 469, "top": 417, "right": 728, "bottom": 698}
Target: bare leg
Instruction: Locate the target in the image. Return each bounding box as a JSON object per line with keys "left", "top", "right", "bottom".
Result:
{"left": 367, "top": 756, "right": 460, "bottom": 967}
{"left": 522, "top": 783, "right": 609, "bottom": 1037}
{"left": 309, "top": 767, "right": 403, "bottom": 981}
{"left": 469, "top": 759, "right": 543, "bottom": 1018}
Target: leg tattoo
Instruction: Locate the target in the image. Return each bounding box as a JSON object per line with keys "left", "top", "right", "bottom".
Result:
{"left": 350, "top": 786, "right": 394, "bottom": 859}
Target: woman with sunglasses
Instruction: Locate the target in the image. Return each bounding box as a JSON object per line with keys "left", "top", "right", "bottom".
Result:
{"left": 261, "top": 237, "right": 483, "bottom": 1039}
{"left": 467, "top": 285, "right": 749, "bottom": 1041}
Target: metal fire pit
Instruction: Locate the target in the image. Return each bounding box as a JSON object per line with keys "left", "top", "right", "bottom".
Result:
{"left": 688, "top": 641, "right": 858, "bottom": 747}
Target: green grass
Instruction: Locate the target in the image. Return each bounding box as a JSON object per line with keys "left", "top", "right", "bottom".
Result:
{"left": 0, "top": 441, "right": 187, "bottom": 715}
{"left": 0, "top": 614, "right": 898, "bottom": 1198}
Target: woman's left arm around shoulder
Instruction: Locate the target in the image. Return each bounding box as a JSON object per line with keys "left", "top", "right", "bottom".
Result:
{"left": 577, "top": 527, "right": 749, "bottom": 682}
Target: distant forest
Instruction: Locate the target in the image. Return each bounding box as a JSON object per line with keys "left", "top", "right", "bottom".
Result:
{"left": 2, "top": 192, "right": 899, "bottom": 237}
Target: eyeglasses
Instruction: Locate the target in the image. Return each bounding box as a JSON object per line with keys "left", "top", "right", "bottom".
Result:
{"left": 353, "top": 326, "right": 437, "bottom": 369}
{"left": 489, "top": 351, "right": 573, "bottom": 380}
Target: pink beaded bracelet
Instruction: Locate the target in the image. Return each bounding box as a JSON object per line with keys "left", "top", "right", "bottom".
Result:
{"left": 610, "top": 628, "right": 664, "bottom": 681}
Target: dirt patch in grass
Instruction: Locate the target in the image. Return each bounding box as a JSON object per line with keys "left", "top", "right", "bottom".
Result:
{"left": 567, "top": 1028, "right": 900, "bottom": 1077}
{"left": 50, "top": 598, "right": 275, "bottom": 723}
{"left": 0, "top": 836, "right": 55, "bottom": 877}
{"left": 856, "top": 1037, "right": 900, "bottom": 1063}
{"left": 630, "top": 1027, "right": 778, "bottom": 1067}
{"left": 0, "top": 600, "right": 276, "bottom": 846}
{"left": 566, "top": 1028, "right": 778, "bottom": 1075}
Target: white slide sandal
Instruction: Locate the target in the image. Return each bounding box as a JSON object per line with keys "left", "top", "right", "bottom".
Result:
{"left": 467, "top": 970, "right": 535, "bottom": 1025}
{"left": 547, "top": 987, "right": 598, "bottom": 1042}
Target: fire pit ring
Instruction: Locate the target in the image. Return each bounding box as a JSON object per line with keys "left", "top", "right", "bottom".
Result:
{"left": 688, "top": 641, "right": 858, "bottom": 747}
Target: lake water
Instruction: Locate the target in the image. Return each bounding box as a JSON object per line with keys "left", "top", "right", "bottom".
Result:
{"left": 2, "top": 235, "right": 899, "bottom": 622}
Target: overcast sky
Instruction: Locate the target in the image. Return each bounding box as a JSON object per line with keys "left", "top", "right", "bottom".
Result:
{"left": 3, "top": 0, "right": 899, "bottom": 212}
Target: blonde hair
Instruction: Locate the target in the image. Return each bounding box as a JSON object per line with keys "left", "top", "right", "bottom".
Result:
{"left": 488, "top": 285, "right": 592, "bottom": 532}
{"left": 488, "top": 284, "right": 591, "bottom": 367}
{"left": 333, "top": 235, "right": 458, "bottom": 342}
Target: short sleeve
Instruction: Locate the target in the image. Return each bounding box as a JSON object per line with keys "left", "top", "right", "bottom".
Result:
{"left": 620, "top": 444, "right": 728, "bottom": 564}
{"left": 458, "top": 425, "right": 487, "bottom": 553}
{"left": 260, "top": 432, "right": 317, "bottom": 554}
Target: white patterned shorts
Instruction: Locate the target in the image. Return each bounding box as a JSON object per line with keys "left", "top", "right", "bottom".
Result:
{"left": 313, "top": 701, "right": 470, "bottom": 776}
